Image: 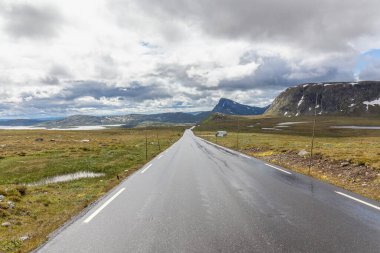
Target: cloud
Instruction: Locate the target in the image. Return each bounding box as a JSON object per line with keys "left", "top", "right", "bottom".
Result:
{"left": 0, "top": 0, "right": 379, "bottom": 117}
{"left": 1, "top": 2, "right": 64, "bottom": 40}
{"left": 49, "top": 64, "right": 71, "bottom": 78}
{"left": 40, "top": 76, "right": 60, "bottom": 85}
{"left": 0, "top": 81, "right": 175, "bottom": 117}
{"left": 216, "top": 54, "right": 355, "bottom": 91}
{"left": 110, "top": 0, "right": 380, "bottom": 52}
{"left": 57, "top": 81, "right": 172, "bottom": 101}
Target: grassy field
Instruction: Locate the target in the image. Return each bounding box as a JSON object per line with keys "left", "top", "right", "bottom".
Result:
{"left": 195, "top": 115, "right": 380, "bottom": 201}
{"left": 0, "top": 128, "right": 183, "bottom": 253}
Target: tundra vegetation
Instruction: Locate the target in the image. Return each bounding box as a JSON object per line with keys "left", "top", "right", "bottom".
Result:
{"left": 195, "top": 114, "right": 380, "bottom": 201}
{"left": 0, "top": 128, "right": 183, "bottom": 253}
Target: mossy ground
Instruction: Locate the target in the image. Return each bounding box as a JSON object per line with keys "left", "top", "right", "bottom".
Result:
{"left": 195, "top": 115, "right": 380, "bottom": 201}
{"left": 0, "top": 128, "right": 183, "bottom": 253}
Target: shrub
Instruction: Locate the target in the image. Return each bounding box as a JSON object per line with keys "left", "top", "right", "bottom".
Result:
{"left": 5, "top": 188, "right": 21, "bottom": 197}
{"left": 16, "top": 185, "right": 27, "bottom": 196}
{"left": 0, "top": 188, "right": 7, "bottom": 196}
{"left": 0, "top": 209, "right": 10, "bottom": 217}
{"left": 9, "top": 196, "right": 21, "bottom": 202}
{"left": 0, "top": 202, "right": 9, "bottom": 209}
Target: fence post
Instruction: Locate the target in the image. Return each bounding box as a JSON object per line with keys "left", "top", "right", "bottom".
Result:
{"left": 309, "top": 93, "right": 319, "bottom": 175}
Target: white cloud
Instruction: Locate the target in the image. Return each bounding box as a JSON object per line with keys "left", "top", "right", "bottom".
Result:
{"left": 0, "top": 0, "right": 379, "bottom": 117}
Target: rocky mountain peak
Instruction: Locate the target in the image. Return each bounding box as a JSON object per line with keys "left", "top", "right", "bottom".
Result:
{"left": 265, "top": 81, "right": 380, "bottom": 116}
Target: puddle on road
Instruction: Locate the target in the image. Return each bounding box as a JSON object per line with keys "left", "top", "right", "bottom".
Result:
{"left": 28, "top": 171, "right": 105, "bottom": 186}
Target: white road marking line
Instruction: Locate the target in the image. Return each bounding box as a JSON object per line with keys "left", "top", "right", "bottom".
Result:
{"left": 84, "top": 188, "right": 125, "bottom": 223}
{"left": 265, "top": 163, "right": 292, "bottom": 175}
{"left": 157, "top": 155, "right": 163, "bottom": 160}
{"left": 140, "top": 164, "right": 152, "bottom": 174}
{"left": 335, "top": 191, "right": 380, "bottom": 211}
{"left": 240, "top": 154, "right": 251, "bottom": 159}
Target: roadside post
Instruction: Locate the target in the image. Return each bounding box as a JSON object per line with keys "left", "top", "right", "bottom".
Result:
{"left": 156, "top": 131, "right": 161, "bottom": 151}
{"left": 236, "top": 117, "right": 240, "bottom": 150}
{"left": 145, "top": 126, "right": 148, "bottom": 161}
{"left": 309, "top": 93, "right": 319, "bottom": 175}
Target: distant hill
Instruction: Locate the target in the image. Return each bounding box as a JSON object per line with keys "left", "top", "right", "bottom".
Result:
{"left": 212, "top": 98, "right": 269, "bottom": 115}
{"left": 36, "top": 98, "right": 268, "bottom": 128}
{"left": 4, "top": 98, "right": 267, "bottom": 129}
{"left": 37, "top": 112, "right": 211, "bottom": 128}
{"left": 265, "top": 81, "right": 380, "bottom": 117}
{"left": 0, "top": 119, "right": 47, "bottom": 126}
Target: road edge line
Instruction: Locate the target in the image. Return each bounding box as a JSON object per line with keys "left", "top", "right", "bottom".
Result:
{"left": 84, "top": 188, "right": 126, "bottom": 223}
{"left": 265, "top": 163, "right": 292, "bottom": 175}
{"left": 335, "top": 191, "right": 380, "bottom": 211}
{"left": 140, "top": 164, "right": 152, "bottom": 174}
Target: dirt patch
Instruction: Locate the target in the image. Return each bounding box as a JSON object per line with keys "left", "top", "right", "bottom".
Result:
{"left": 244, "top": 148, "right": 380, "bottom": 201}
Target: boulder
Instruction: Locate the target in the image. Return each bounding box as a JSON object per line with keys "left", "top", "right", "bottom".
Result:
{"left": 20, "top": 235, "right": 30, "bottom": 241}
{"left": 7, "top": 201, "right": 15, "bottom": 209}
{"left": 1, "top": 222, "right": 11, "bottom": 227}
{"left": 298, "top": 150, "right": 309, "bottom": 156}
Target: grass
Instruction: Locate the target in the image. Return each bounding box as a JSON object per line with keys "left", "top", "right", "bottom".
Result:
{"left": 198, "top": 114, "right": 380, "bottom": 137}
{"left": 0, "top": 128, "right": 183, "bottom": 253}
{"left": 195, "top": 115, "right": 380, "bottom": 201}
{"left": 198, "top": 132, "right": 380, "bottom": 169}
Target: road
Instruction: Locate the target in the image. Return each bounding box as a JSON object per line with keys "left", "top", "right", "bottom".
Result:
{"left": 37, "top": 130, "right": 380, "bottom": 253}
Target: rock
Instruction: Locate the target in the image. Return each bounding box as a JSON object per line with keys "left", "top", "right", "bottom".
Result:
{"left": 0, "top": 195, "right": 4, "bottom": 201}
{"left": 1, "top": 222, "right": 11, "bottom": 227}
{"left": 20, "top": 235, "right": 29, "bottom": 241}
{"left": 7, "top": 201, "right": 15, "bottom": 209}
{"left": 80, "top": 139, "right": 90, "bottom": 143}
{"left": 298, "top": 150, "right": 309, "bottom": 156}
{"left": 0, "top": 144, "right": 6, "bottom": 148}
{"left": 340, "top": 162, "right": 350, "bottom": 167}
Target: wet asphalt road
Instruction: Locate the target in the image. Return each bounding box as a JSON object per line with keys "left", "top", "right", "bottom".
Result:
{"left": 37, "top": 130, "right": 380, "bottom": 253}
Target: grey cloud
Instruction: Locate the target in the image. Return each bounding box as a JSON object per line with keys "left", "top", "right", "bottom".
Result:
{"left": 1, "top": 3, "right": 64, "bottom": 39}
{"left": 94, "top": 55, "right": 120, "bottom": 80}
{"left": 59, "top": 81, "right": 171, "bottom": 101}
{"left": 9, "top": 81, "right": 173, "bottom": 116}
{"left": 217, "top": 56, "right": 355, "bottom": 91}
{"left": 49, "top": 64, "right": 71, "bottom": 78}
{"left": 111, "top": 0, "right": 380, "bottom": 52}
{"left": 156, "top": 53, "right": 354, "bottom": 92}
{"left": 40, "top": 76, "right": 59, "bottom": 85}
{"left": 151, "top": 63, "right": 202, "bottom": 88}
{"left": 109, "top": 0, "right": 194, "bottom": 43}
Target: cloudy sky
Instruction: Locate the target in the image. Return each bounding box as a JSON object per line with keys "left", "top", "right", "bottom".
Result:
{"left": 1, "top": 0, "right": 380, "bottom": 118}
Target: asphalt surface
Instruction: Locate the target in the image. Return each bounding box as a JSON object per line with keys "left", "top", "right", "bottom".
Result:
{"left": 37, "top": 130, "right": 380, "bottom": 253}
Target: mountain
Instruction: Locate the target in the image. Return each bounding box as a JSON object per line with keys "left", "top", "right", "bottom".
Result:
{"left": 212, "top": 98, "right": 269, "bottom": 115}
{"left": 7, "top": 99, "right": 265, "bottom": 129}
{"left": 37, "top": 98, "right": 269, "bottom": 128}
{"left": 265, "top": 81, "right": 380, "bottom": 117}
{"left": 0, "top": 119, "right": 47, "bottom": 126}
{"left": 37, "top": 112, "right": 211, "bottom": 128}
